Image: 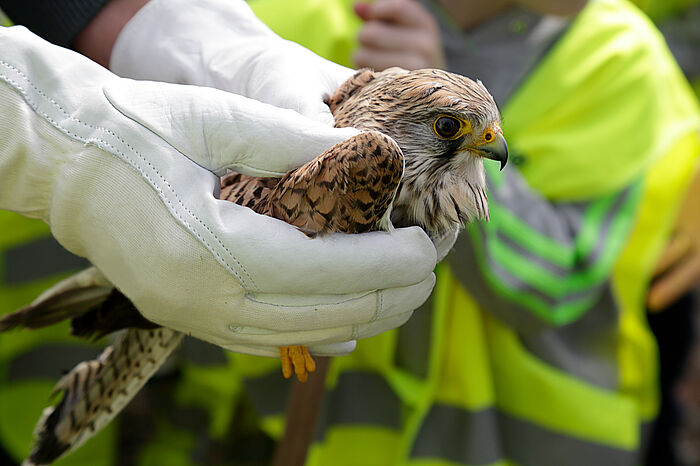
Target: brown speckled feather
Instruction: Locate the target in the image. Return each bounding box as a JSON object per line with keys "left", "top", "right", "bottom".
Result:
{"left": 261, "top": 132, "right": 402, "bottom": 236}
{"left": 221, "top": 132, "right": 402, "bottom": 236}
{"left": 220, "top": 172, "right": 278, "bottom": 209}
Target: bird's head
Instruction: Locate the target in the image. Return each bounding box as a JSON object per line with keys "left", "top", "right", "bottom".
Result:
{"left": 327, "top": 68, "right": 507, "bottom": 240}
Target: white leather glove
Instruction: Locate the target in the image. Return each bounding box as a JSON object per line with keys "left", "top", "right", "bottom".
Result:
{"left": 111, "top": 0, "right": 353, "bottom": 125}
{"left": 0, "top": 26, "right": 437, "bottom": 358}
{"left": 434, "top": 230, "right": 459, "bottom": 262}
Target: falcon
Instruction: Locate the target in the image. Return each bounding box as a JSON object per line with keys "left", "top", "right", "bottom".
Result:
{"left": 0, "top": 67, "right": 507, "bottom": 464}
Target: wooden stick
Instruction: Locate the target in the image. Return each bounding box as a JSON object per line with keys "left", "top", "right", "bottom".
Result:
{"left": 271, "top": 356, "right": 331, "bottom": 466}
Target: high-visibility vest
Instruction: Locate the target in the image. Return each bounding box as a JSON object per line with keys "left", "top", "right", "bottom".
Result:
{"left": 241, "top": 0, "right": 700, "bottom": 464}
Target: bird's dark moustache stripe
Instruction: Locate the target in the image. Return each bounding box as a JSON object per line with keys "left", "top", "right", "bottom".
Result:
{"left": 449, "top": 194, "right": 462, "bottom": 223}
{"left": 438, "top": 140, "right": 463, "bottom": 159}
{"left": 468, "top": 183, "right": 481, "bottom": 217}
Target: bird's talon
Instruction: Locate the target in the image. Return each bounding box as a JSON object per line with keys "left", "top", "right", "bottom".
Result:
{"left": 304, "top": 348, "right": 316, "bottom": 373}
{"left": 280, "top": 347, "right": 293, "bottom": 379}
{"left": 279, "top": 345, "right": 315, "bottom": 382}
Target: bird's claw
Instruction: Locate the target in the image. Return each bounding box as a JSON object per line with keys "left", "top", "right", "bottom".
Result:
{"left": 280, "top": 345, "right": 316, "bottom": 382}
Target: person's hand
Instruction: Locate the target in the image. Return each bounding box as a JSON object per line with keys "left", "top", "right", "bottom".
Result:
{"left": 353, "top": 0, "right": 446, "bottom": 71}
{"left": 109, "top": 0, "right": 354, "bottom": 125}
{"left": 648, "top": 169, "right": 700, "bottom": 312}
{"left": 0, "top": 26, "right": 437, "bottom": 357}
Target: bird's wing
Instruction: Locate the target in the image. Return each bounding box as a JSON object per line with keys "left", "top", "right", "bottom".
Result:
{"left": 0, "top": 267, "right": 112, "bottom": 331}
{"left": 220, "top": 172, "right": 278, "bottom": 208}
{"left": 0, "top": 266, "right": 157, "bottom": 339}
{"left": 261, "top": 131, "right": 404, "bottom": 236}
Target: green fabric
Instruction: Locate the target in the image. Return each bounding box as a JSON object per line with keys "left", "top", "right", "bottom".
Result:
{"left": 633, "top": 0, "right": 700, "bottom": 21}
{"left": 502, "top": 0, "right": 700, "bottom": 200}
{"left": 308, "top": 427, "right": 402, "bottom": 466}
{"left": 615, "top": 132, "right": 700, "bottom": 420}
{"left": 248, "top": 0, "right": 361, "bottom": 68}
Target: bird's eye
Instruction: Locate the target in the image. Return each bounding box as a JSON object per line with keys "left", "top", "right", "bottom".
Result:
{"left": 433, "top": 116, "right": 463, "bottom": 140}
{"left": 484, "top": 131, "right": 494, "bottom": 142}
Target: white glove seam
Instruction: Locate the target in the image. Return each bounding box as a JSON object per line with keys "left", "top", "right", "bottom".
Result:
{"left": 372, "top": 290, "right": 384, "bottom": 323}
{"left": 232, "top": 162, "right": 296, "bottom": 177}
{"left": 244, "top": 291, "right": 374, "bottom": 308}
{"left": 0, "top": 58, "right": 258, "bottom": 291}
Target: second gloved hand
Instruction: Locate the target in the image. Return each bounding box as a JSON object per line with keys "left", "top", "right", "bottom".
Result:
{"left": 110, "top": 0, "right": 354, "bottom": 125}
{"left": 0, "top": 26, "right": 437, "bottom": 357}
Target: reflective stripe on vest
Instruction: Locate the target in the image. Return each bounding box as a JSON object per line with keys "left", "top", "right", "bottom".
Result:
{"left": 243, "top": 370, "right": 402, "bottom": 439}
{"left": 316, "top": 371, "right": 401, "bottom": 441}
{"left": 6, "top": 343, "right": 101, "bottom": 381}
{"left": 243, "top": 370, "right": 290, "bottom": 418}
{"left": 461, "top": 176, "right": 642, "bottom": 327}
{"left": 394, "top": 297, "right": 434, "bottom": 379}
{"left": 3, "top": 235, "right": 88, "bottom": 285}
{"left": 411, "top": 404, "right": 639, "bottom": 465}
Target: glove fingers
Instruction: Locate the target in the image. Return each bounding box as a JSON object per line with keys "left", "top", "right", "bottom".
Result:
{"left": 353, "top": 311, "right": 414, "bottom": 340}
{"left": 228, "top": 224, "right": 437, "bottom": 296}
{"left": 433, "top": 229, "right": 459, "bottom": 262}
{"left": 220, "top": 341, "right": 356, "bottom": 358}
{"left": 220, "top": 343, "right": 281, "bottom": 358}
{"left": 103, "top": 79, "right": 358, "bottom": 176}
{"left": 226, "top": 326, "right": 354, "bottom": 347}
{"left": 308, "top": 341, "right": 357, "bottom": 356}
{"left": 239, "top": 273, "right": 435, "bottom": 331}
{"left": 225, "top": 308, "right": 414, "bottom": 347}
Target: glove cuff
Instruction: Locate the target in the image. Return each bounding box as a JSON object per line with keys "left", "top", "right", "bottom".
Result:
{"left": 110, "top": 0, "right": 277, "bottom": 84}
{"left": 110, "top": 0, "right": 354, "bottom": 124}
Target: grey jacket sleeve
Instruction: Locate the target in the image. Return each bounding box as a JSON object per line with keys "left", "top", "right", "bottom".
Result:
{"left": 0, "top": 0, "right": 109, "bottom": 47}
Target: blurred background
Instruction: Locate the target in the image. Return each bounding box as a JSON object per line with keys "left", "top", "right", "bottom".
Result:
{"left": 0, "top": 0, "right": 698, "bottom": 464}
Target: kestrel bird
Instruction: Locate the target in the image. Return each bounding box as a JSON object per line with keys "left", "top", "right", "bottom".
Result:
{"left": 0, "top": 68, "right": 506, "bottom": 464}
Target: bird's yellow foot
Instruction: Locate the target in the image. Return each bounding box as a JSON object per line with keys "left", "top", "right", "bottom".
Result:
{"left": 279, "top": 345, "right": 316, "bottom": 382}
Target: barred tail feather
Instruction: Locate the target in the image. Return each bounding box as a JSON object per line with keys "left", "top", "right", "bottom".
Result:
{"left": 25, "top": 328, "right": 183, "bottom": 465}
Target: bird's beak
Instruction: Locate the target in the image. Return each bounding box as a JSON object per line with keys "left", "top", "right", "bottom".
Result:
{"left": 473, "top": 133, "right": 508, "bottom": 171}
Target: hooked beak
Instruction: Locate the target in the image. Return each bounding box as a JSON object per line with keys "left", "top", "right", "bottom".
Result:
{"left": 473, "top": 133, "right": 508, "bottom": 170}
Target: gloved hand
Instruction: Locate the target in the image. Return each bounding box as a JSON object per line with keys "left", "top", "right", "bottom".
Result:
{"left": 0, "top": 26, "right": 437, "bottom": 357}
{"left": 110, "top": 0, "right": 353, "bottom": 125}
